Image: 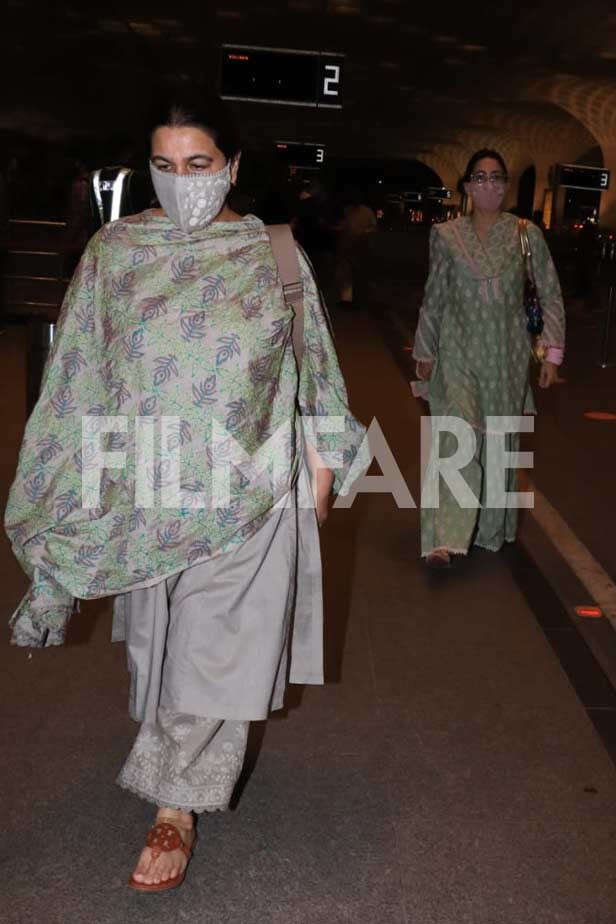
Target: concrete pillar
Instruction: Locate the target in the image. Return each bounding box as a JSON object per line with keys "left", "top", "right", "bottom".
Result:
{"left": 598, "top": 145, "right": 616, "bottom": 228}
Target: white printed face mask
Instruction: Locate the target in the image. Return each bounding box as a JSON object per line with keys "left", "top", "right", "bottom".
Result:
{"left": 149, "top": 162, "right": 232, "bottom": 232}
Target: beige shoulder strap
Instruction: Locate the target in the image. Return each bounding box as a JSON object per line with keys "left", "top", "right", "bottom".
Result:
{"left": 267, "top": 224, "right": 304, "bottom": 371}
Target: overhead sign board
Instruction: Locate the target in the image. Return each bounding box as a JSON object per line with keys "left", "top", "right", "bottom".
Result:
{"left": 220, "top": 45, "right": 344, "bottom": 109}
{"left": 274, "top": 142, "right": 326, "bottom": 169}
{"left": 556, "top": 164, "right": 610, "bottom": 192}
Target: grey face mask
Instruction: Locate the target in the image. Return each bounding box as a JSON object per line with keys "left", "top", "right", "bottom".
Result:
{"left": 149, "top": 162, "right": 232, "bottom": 232}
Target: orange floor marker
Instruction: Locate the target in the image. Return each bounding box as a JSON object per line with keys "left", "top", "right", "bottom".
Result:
{"left": 584, "top": 412, "right": 616, "bottom": 421}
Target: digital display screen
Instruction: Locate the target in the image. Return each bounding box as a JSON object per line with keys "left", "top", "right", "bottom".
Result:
{"left": 557, "top": 164, "right": 610, "bottom": 191}
{"left": 220, "top": 45, "right": 344, "bottom": 108}
{"left": 274, "top": 141, "right": 326, "bottom": 169}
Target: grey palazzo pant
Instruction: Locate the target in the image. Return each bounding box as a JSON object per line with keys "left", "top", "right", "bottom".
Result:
{"left": 115, "top": 499, "right": 307, "bottom": 813}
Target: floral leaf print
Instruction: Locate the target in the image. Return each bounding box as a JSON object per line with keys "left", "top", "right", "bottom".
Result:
{"left": 146, "top": 459, "right": 173, "bottom": 490}
{"left": 109, "top": 514, "right": 126, "bottom": 539}
{"left": 87, "top": 404, "right": 106, "bottom": 416}
{"left": 83, "top": 263, "right": 97, "bottom": 294}
{"left": 229, "top": 245, "right": 253, "bottom": 265}
{"left": 88, "top": 506, "right": 105, "bottom": 521}
{"left": 166, "top": 419, "right": 192, "bottom": 451}
{"left": 75, "top": 544, "right": 105, "bottom": 567}
{"left": 140, "top": 296, "right": 168, "bottom": 322}
{"left": 201, "top": 274, "right": 225, "bottom": 306}
{"left": 54, "top": 489, "right": 79, "bottom": 522}
{"left": 216, "top": 335, "right": 240, "bottom": 368}
{"left": 181, "top": 312, "right": 208, "bottom": 341}
{"left": 132, "top": 567, "right": 155, "bottom": 582}
{"left": 171, "top": 254, "right": 198, "bottom": 284}
{"left": 75, "top": 300, "right": 95, "bottom": 334}
{"left": 241, "top": 295, "right": 263, "bottom": 320}
{"left": 181, "top": 480, "right": 204, "bottom": 494}
{"left": 225, "top": 399, "right": 248, "bottom": 432}
{"left": 50, "top": 386, "right": 77, "bottom": 419}
{"left": 73, "top": 442, "right": 99, "bottom": 474}
{"left": 255, "top": 265, "right": 276, "bottom": 290}
{"left": 56, "top": 523, "right": 78, "bottom": 538}
{"left": 40, "top": 556, "right": 58, "bottom": 577}
{"left": 216, "top": 498, "right": 241, "bottom": 528}
{"left": 139, "top": 395, "right": 157, "bottom": 416}
{"left": 128, "top": 508, "right": 147, "bottom": 532}
{"left": 116, "top": 539, "right": 129, "bottom": 565}
{"left": 163, "top": 228, "right": 186, "bottom": 242}
{"left": 188, "top": 538, "right": 212, "bottom": 565}
{"left": 238, "top": 472, "right": 251, "bottom": 490}
{"left": 192, "top": 375, "right": 217, "bottom": 408}
{"left": 157, "top": 520, "right": 182, "bottom": 550}
{"left": 61, "top": 347, "right": 87, "bottom": 382}
{"left": 123, "top": 328, "right": 145, "bottom": 360}
{"left": 270, "top": 318, "right": 290, "bottom": 347}
{"left": 111, "top": 270, "right": 136, "bottom": 301}
{"left": 132, "top": 245, "right": 157, "bottom": 266}
{"left": 100, "top": 221, "right": 129, "bottom": 243}
{"left": 37, "top": 434, "right": 63, "bottom": 466}
{"left": 24, "top": 471, "right": 47, "bottom": 503}
{"left": 153, "top": 354, "right": 179, "bottom": 387}
{"left": 113, "top": 380, "right": 131, "bottom": 411}
{"left": 87, "top": 571, "right": 109, "bottom": 595}
{"left": 249, "top": 354, "right": 273, "bottom": 384}
{"left": 102, "top": 314, "right": 116, "bottom": 348}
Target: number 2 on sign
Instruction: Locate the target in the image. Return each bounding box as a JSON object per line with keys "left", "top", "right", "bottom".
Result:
{"left": 323, "top": 65, "right": 340, "bottom": 97}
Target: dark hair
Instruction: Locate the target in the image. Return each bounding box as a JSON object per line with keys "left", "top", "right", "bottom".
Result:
{"left": 462, "top": 149, "right": 508, "bottom": 182}
{"left": 147, "top": 87, "right": 242, "bottom": 162}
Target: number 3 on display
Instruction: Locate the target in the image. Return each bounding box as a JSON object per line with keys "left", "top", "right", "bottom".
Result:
{"left": 601, "top": 171, "right": 609, "bottom": 188}
{"left": 323, "top": 65, "right": 341, "bottom": 97}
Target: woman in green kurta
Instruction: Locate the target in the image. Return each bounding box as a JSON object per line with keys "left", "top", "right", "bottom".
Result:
{"left": 4, "top": 94, "right": 368, "bottom": 890}
{"left": 412, "top": 150, "right": 565, "bottom": 568}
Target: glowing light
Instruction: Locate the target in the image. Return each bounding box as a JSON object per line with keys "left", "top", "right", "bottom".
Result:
{"left": 584, "top": 411, "right": 616, "bottom": 420}
{"left": 575, "top": 606, "right": 603, "bottom": 618}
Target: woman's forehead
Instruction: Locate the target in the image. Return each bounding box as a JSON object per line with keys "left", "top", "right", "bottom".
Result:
{"left": 151, "top": 125, "right": 219, "bottom": 155}
{"left": 473, "top": 157, "right": 503, "bottom": 173}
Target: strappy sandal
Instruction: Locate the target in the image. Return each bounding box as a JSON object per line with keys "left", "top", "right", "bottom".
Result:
{"left": 128, "top": 819, "right": 196, "bottom": 893}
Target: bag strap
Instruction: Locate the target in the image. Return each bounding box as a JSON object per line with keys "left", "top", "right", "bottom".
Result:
{"left": 267, "top": 224, "right": 304, "bottom": 371}
{"left": 518, "top": 218, "right": 536, "bottom": 283}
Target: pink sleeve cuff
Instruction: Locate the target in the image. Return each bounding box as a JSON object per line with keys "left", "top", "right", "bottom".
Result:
{"left": 545, "top": 346, "right": 564, "bottom": 365}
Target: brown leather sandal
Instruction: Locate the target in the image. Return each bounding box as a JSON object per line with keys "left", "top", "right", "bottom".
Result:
{"left": 128, "top": 820, "right": 196, "bottom": 893}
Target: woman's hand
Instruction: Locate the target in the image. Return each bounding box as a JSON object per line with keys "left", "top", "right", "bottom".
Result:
{"left": 416, "top": 359, "right": 434, "bottom": 381}
{"left": 305, "top": 440, "right": 334, "bottom": 527}
{"left": 538, "top": 361, "right": 563, "bottom": 389}
{"left": 314, "top": 467, "right": 335, "bottom": 527}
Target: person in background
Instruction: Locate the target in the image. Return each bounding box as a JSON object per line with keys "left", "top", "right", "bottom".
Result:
{"left": 335, "top": 188, "right": 377, "bottom": 307}
{"left": 412, "top": 149, "right": 565, "bottom": 569}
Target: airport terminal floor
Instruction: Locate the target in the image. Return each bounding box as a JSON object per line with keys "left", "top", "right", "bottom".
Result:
{"left": 2, "top": 291, "right": 616, "bottom": 923}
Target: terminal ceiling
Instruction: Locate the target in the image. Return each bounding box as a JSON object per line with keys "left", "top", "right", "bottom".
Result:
{"left": 4, "top": 0, "right": 616, "bottom": 182}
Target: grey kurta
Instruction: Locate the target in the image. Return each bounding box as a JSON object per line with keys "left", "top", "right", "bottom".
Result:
{"left": 112, "top": 468, "right": 322, "bottom": 722}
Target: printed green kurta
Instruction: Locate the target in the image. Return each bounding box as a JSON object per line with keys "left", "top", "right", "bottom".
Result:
{"left": 5, "top": 211, "right": 368, "bottom": 646}
{"left": 412, "top": 212, "right": 565, "bottom": 555}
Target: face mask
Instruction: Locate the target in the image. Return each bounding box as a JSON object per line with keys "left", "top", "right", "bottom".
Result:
{"left": 469, "top": 183, "right": 505, "bottom": 212}
{"left": 150, "top": 162, "right": 232, "bottom": 232}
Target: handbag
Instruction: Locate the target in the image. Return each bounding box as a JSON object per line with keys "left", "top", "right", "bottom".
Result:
{"left": 518, "top": 219, "right": 544, "bottom": 337}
